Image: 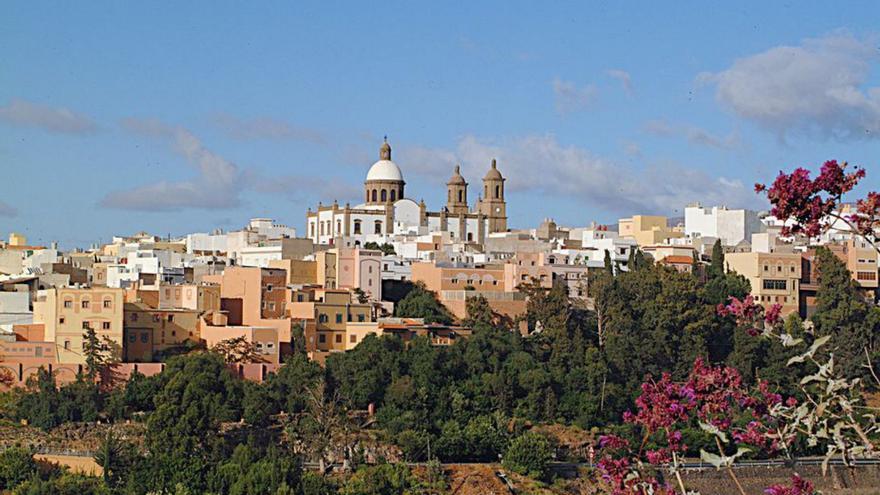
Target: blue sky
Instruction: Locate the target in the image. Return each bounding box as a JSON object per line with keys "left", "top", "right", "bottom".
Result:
{"left": 2, "top": 1, "right": 880, "bottom": 248}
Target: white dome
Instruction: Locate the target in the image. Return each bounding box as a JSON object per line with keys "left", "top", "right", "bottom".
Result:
{"left": 366, "top": 159, "right": 404, "bottom": 182}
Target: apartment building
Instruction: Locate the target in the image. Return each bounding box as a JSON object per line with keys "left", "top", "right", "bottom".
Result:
{"left": 287, "top": 287, "right": 373, "bottom": 355}
{"left": 725, "top": 251, "right": 802, "bottom": 316}
{"left": 123, "top": 302, "right": 200, "bottom": 362}
{"left": 33, "top": 287, "right": 125, "bottom": 364}
{"left": 618, "top": 215, "right": 684, "bottom": 246}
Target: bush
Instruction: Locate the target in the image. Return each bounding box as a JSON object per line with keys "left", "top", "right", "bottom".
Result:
{"left": 502, "top": 432, "right": 553, "bottom": 480}
{"left": 0, "top": 446, "right": 37, "bottom": 490}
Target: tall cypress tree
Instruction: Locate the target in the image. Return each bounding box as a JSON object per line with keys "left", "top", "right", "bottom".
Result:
{"left": 709, "top": 239, "right": 724, "bottom": 278}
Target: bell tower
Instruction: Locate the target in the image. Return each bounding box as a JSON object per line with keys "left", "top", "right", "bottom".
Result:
{"left": 446, "top": 165, "right": 469, "bottom": 214}
{"left": 478, "top": 159, "right": 507, "bottom": 232}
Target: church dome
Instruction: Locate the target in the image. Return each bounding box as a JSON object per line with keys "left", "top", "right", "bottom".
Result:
{"left": 484, "top": 159, "right": 503, "bottom": 180}
{"left": 366, "top": 138, "right": 404, "bottom": 182}
{"left": 366, "top": 160, "right": 403, "bottom": 182}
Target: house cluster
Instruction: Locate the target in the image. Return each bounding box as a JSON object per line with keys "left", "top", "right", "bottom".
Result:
{"left": 1, "top": 139, "right": 877, "bottom": 385}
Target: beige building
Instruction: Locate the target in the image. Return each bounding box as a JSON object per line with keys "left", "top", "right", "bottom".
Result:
{"left": 34, "top": 287, "right": 125, "bottom": 364}
{"left": 123, "top": 302, "right": 200, "bottom": 362}
{"left": 618, "top": 215, "right": 684, "bottom": 246}
{"left": 725, "top": 251, "right": 802, "bottom": 316}
{"left": 345, "top": 318, "right": 472, "bottom": 350}
{"left": 268, "top": 259, "right": 319, "bottom": 285}
{"left": 411, "top": 261, "right": 527, "bottom": 322}
{"left": 287, "top": 287, "right": 373, "bottom": 355}
{"left": 157, "top": 283, "right": 221, "bottom": 312}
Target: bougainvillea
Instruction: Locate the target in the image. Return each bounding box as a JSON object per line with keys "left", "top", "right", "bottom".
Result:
{"left": 764, "top": 475, "right": 815, "bottom": 495}
{"left": 754, "top": 160, "right": 864, "bottom": 237}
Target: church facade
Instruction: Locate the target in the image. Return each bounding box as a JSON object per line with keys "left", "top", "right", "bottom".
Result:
{"left": 306, "top": 139, "right": 508, "bottom": 246}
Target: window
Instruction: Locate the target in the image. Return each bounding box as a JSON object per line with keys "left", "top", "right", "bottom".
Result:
{"left": 129, "top": 333, "right": 136, "bottom": 343}
{"left": 391, "top": 189, "right": 397, "bottom": 201}
{"left": 358, "top": 314, "right": 365, "bottom": 322}
{"left": 354, "top": 220, "right": 362, "bottom": 234}
{"left": 103, "top": 299, "right": 112, "bottom": 308}
{"left": 381, "top": 189, "right": 387, "bottom": 202}
{"left": 319, "top": 314, "right": 328, "bottom": 323}
{"left": 336, "top": 313, "right": 343, "bottom": 324}
{"left": 64, "top": 340, "right": 70, "bottom": 350}
{"left": 59, "top": 317, "right": 65, "bottom": 324}
{"left": 102, "top": 322, "right": 111, "bottom": 330}
{"left": 857, "top": 271, "right": 877, "bottom": 281}
{"left": 82, "top": 321, "right": 90, "bottom": 329}
{"left": 63, "top": 300, "right": 72, "bottom": 308}
{"left": 266, "top": 284, "right": 273, "bottom": 292}
{"left": 268, "top": 302, "right": 275, "bottom": 311}
{"left": 153, "top": 315, "right": 160, "bottom": 322}
{"left": 350, "top": 335, "right": 357, "bottom": 343}
{"left": 141, "top": 332, "right": 149, "bottom": 343}
{"left": 495, "top": 185, "right": 500, "bottom": 198}
{"left": 82, "top": 300, "right": 90, "bottom": 309}
{"left": 374, "top": 220, "right": 382, "bottom": 234}
{"left": 297, "top": 294, "right": 304, "bottom": 302}
{"left": 319, "top": 333, "right": 326, "bottom": 343}
{"left": 762, "top": 279, "right": 787, "bottom": 290}
{"left": 335, "top": 334, "right": 342, "bottom": 343}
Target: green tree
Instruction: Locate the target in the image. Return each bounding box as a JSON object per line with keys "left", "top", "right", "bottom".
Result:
{"left": 394, "top": 282, "right": 454, "bottom": 324}
{"left": 709, "top": 239, "right": 724, "bottom": 278}
{"left": 812, "top": 247, "right": 880, "bottom": 380}
{"left": 463, "top": 294, "right": 495, "bottom": 330}
{"left": 502, "top": 431, "right": 553, "bottom": 480}
{"left": 340, "top": 463, "right": 413, "bottom": 495}
{"left": 94, "top": 430, "right": 137, "bottom": 491}
{"left": 145, "top": 352, "right": 244, "bottom": 493}
{"left": 0, "top": 446, "right": 37, "bottom": 490}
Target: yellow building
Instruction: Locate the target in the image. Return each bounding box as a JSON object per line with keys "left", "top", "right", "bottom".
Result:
{"left": 725, "top": 251, "right": 802, "bottom": 316}
{"left": 123, "top": 302, "right": 200, "bottom": 362}
{"left": 287, "top": 287, "right": 373, "bottom": 354}
{"left": 618, "top": 215, "right": 684, "bottom": 246}
{"left": 8, "top": 233, "right": 27, "bottom": 247}
{"left": 34, "top": 287, "right": 125, "bottom": 364}
{"left": 268, "top": 259, "right": 319, "bottom": 285}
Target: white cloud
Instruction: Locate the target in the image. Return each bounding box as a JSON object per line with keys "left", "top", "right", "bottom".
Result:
{"left": 0, "top": 99, "right": 97, "bottom": 134}
{"left": 552, "top": 78, "right": 598, "bottom": 114}
{"left": 606, "top": 69, "right": 633, "bottom": 95}
{"left": 212, "top": 114, "right": 326, "bottom": 144}
{"left": 101, "top": 119, "right": 242, "bottom": 211}
{"left": 397, "top": 134, "right": 755, "bottom": 215}
{"left": 0, "top": 200, "right": 18, "bottom": 217}
{"left": 644, "top": 119, "right": 742, "bottom": 150}
{"left": 699, "top": 33, "right": 880, "bottom": 140}
{"left": 245, "top": 172, "right": 362, "bottom": 204}
{"left": 621, "top": 140, "right": 642, "bottom": 158}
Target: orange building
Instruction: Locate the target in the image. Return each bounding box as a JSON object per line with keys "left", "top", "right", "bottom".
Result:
{"left": 33, "top": 287, "right": 125, "bottom": 364}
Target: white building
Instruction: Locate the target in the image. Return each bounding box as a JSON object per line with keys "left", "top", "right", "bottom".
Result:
{"left": 684, "top": 204, "right": 764, "bottom": 246}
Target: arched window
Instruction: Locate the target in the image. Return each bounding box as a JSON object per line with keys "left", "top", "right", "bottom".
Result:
{"left": 381, "top": 189, "right": 387, "bottom": 202}
{"left": 390, "top": 189, "right": 397, "bottom": 201}
{"left": 336, "top": 220, "right": 342, "bottom": 234}
{"left": 374, "top": 220, "right": 382, "bottom": 234}
{"left": 371, "top": 190, "right": 377, "bottom": 202}
{"left": 467, "top": 232, "right": 473, "bottom": 242}
{"left": 366, "top": 191, "right": 370, "bottom": 202}
{"left": 495, "top": 185, "right": 500, "bottom": 198}
{"left": 310, "top": 223, "right": 315, "bottom": 237}
{"left": 458, "top": 190, "right": 463, "bottom": 203}
{"left": 353, "top": 220, "right": 362, "bottom": 234}
{"left": 320, "top": 222, "right": 324, "bottom": 236}
{"left": 448, "top": 190, "right": 451, "bottom": 202}
{"left": 484, "top": 185, "right": 488, "bottom": 197}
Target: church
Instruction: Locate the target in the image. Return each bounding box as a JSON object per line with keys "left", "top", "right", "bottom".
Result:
{"left": 306, "top": 139, "right": 508, "bottom": 246}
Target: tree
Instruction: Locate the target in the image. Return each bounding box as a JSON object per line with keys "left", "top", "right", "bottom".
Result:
{"left": 212, "top": 336, "right": 264, "bottom": 363}
{"left": 811, "top": 247, "right": 880, "bottom": 380}
{"left": 94, "top": 430, "right": 137, "bottom": 490}
{"left": 709, "top": 239, "right": 724, "bottom": 279}
{"left": 82, "top": 327, "right": 118, "bottom": 384}
{"left": 0, "top": 446, "right": 37, "bottom": 490}
{"left": 502, "top": 431, "right": 553, "bottom": 480}
{"left": 363, "top": 241, "right": 396, "bottom": 256}
{"left": 352, "top": 288, "right": 370, "bottom": 304}
{"left": 145, "top": 352, "right": 244, "bottom": 493}
{"left": 462, "top": 294, "right": 495, "bottom": 330}
{"left": 394, "top": 282, "right": 453, "bottom": 325}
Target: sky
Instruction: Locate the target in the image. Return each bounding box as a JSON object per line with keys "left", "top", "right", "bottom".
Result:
{"left": 2, "top": 1, "right": 880, "bottom": 248}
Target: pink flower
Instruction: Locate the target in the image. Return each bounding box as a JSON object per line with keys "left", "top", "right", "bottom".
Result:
{"left": 599, "top": 434, "right": 630, "bottom": 451}
{"left": 765, "top": 475, "right": 815, "bottom": 495}
{"left": 764, "top": 304, "right": 783, "bottom": 326}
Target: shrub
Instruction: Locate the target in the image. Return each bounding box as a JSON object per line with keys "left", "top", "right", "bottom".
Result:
{"left": 502, "top": 432, "right": 553, "bottom": 480}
